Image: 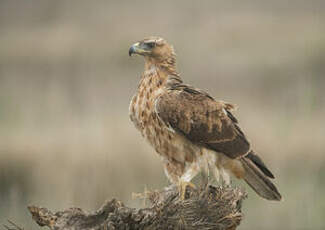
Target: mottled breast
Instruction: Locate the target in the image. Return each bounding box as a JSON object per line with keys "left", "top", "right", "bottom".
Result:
{"left": 129, "top": 68, "right": 197, "bottom": 163}
{"left": 129, "top": 68, "right": 167, "bottom": 149}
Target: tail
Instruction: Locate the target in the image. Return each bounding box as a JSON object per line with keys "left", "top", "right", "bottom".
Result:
{"left": 240, "top": 151, "right": 282, "bottom": 201}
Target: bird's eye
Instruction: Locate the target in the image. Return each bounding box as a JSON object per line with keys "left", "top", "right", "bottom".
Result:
{"left": 146, "top": 42, "right": 156, "bottom": 49}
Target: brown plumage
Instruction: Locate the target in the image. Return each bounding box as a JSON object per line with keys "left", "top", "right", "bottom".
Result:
{"left": 129, "top": 37, "right": 281, "bottom": 201}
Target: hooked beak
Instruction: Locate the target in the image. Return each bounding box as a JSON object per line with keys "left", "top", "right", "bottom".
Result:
{"left": 128, "top": 44, "right": 137, "bottom": 56}
{"left": 128, "top": 42, "right": 151, "bottom": 56}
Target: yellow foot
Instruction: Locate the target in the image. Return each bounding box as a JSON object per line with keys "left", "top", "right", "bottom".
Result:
{"left": 178, "top": 181, "right": 196, "bottom": 200}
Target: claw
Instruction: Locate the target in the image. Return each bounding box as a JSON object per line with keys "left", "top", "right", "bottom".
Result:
{"left": 178, "top": 181, "right": 196, "bottom": 200}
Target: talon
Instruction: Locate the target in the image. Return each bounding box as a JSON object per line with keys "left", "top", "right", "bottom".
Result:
{"left": 178, "top": 181, "right": 196, "bottom": 200}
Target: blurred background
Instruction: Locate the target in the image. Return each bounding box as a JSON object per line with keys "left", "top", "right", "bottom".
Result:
{"left": 0, "top": 0, "right": 324, "bottom": 229}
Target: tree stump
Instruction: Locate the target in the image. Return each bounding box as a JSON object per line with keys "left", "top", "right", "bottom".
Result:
{"left": 26, "top": 185, "right": 246, "bottom": 230}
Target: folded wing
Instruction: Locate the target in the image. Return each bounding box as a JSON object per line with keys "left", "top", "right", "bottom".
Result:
{"left": 155, "top": 84, "right": 250, "bottom": 159}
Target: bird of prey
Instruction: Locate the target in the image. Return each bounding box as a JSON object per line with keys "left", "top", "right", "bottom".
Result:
{"left": 128, "top": 37, "right": 281, "bottom": 201}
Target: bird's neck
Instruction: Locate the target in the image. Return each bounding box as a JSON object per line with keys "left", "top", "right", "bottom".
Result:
{"left": 141, "top": 64, "right": 182, "bottom": 90}
{"left": 144, "top": 57, "right": 180, "bottom": 79}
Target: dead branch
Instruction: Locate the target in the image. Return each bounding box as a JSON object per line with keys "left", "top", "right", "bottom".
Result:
{"left": 27, "top": 185, "right": 246, "bottom": 230}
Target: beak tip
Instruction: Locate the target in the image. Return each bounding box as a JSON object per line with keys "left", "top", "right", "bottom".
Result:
{"left": 129, "top": 46, "right": 135, "bottom": 57}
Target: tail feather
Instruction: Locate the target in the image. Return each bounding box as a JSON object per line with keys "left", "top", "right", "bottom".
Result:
{"left": 246, "top": 150, "right": 274, "bottom": 179}
{"left": 240, "top": 157, "right": 282, "bottom": 201}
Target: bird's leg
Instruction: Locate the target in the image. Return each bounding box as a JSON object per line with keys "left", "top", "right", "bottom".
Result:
{"left": 220, "top": 168, "right": 231, "bottom": 187}
{"left": 200, "top": 170, "right": 209, "bottom": 189}
{"left": 178, "top": 180, "right": 196, "bottom": 200}
{"left": 206, "top": 167, "right": 211, "bottom": 187}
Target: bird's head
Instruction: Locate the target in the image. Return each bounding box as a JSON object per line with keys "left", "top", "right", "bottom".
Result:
{"left": 129, "top": 37, "right": 178, "bottom": 75}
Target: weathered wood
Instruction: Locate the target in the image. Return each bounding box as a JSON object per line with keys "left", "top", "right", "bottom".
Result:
{"left": 27, "top": 185, "right": 246, "bottom": 230}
